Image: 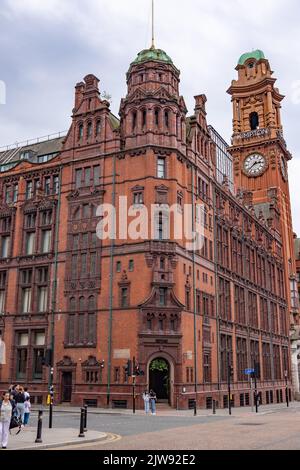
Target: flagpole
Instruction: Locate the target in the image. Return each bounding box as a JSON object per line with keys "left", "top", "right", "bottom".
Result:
{"left": 151, "top": 0, "right": 155, "bottom": 48}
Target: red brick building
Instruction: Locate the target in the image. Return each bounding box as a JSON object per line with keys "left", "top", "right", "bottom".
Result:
{"left": 0, "top": 46, "right": 298, "bottom": 409}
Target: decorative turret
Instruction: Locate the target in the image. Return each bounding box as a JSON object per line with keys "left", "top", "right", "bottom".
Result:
{"left": 119, "top": 46, "right": 187, "bottom": 150}
{"left": 227, "top": 50, "right": 285, "bottom": 143}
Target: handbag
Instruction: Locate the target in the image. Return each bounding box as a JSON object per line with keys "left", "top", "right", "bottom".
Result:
{"left": 9, "top": 415, "right": 22, "bottom": 434}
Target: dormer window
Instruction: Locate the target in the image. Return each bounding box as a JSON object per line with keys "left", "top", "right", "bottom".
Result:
{"left": 248, "top": 62, "right": 255, "bottom": 69}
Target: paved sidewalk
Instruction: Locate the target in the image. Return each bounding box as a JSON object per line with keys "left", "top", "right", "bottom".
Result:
{"left": 4, "top": 427, "right": 107, "bottom": 451}
{"left": 31, "top": 401, "right": 299, "bottom": 418}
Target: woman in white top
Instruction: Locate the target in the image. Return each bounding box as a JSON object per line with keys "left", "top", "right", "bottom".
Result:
{"left": 0, "top": 392, "right": 12, "bottom": 449}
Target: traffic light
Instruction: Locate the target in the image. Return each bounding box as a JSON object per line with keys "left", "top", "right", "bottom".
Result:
{"left": 134, "top": 363, "right": 145, "bottom": 376}
{"left": 125, "top": 360, "right": 132, "bottom": 377}
{"left": 229, "top": 365, "right": 234, "bottom": 377}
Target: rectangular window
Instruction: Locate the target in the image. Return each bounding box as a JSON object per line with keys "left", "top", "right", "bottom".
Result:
{"left": 41, "top": 210, "right": 52, "bottom": 226}
{"left": 37, "top": 287, "right": 48, "bottom": 312}
{"left": 41, "top": 230, "right": 52, "bottom": 253}
{"left": 33, "top": 348, "right": 44, "bottom": 379}
{"left": 203, "top": 352, "right": 212, "bottom": 383}
{"left": 26, "top": 181, "right": 33, "bottom": 200}
{"left": 71, "top": 255, "right": 78, "bottom": 278}
{"left": 159, "top": 288, "right": 167, "bottom": 306}
{"left": 121, "top": 288, "right": 128, "bottom": 308}
{"left": 84, "top": 167, "right": 91, "bottom": 186}
{"left": 157, "top": 158, "right": 166, "bottom": 178}
{"left": 129, "top": 260, "right": 134, "bottom": 272}
{"left": 133, "top": 192, "right": 143, "bottom": 205}
{"left": 87, "top": 314, "right": 96, "bottom": 344}
{"left": 26, "top": 213, "right": 36, "bottom": 229}
{"left": 75, "top": 169, "right": 82, "bottom": 189}
{"left": 53, "top": 176, "right": 59, "bottom": 194}
{"left": 1, "top": 236, "right": 10, "bottom": 258}
{"left": 116, "top": 261, "right": 121, "bottom": 273}
{"left": 78, "top": 314, "right": 85, "bottom": 344}
{"left": 45, "top": 177, "right": 51, "bottom": 195}
{"left": 90, "top": 252, "right": 96, "bottom": 275}
{"left": 26, "top": 232, "right": 35, "bottom": 255}
{"left": 22, "top": 288, "right": 32, "bottom": 313}
{"left": 17, "top": 349, "right": 28, "bottom": 379}
{"left": 93, "top": 166, "right": 100, "bottom": 186}
{"left": 81, "top": 253, "right": 87, "bottom": 277}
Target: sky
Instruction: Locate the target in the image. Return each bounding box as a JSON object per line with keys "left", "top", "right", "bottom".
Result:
{"left": 0, "top": 0, "right": 299, "bottom": 234}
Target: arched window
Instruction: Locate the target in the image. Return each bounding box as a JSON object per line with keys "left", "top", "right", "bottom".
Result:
{"left": 87, "top": 122, "right": 93, "bottom": 138}
{"left": 70, "top": 297, "right": 76, "bottom": 311}
{"left": 155, "top": 109, "right": 160, "bottom": 127}
{"left": 132, "top": 111, "right": 137, "bottom": 132}
{"left": 250, "top": 112, "right": 259, "bottom": 130}
{"left": 160, "top": 257, "right": 165, "bottom": 270}
{"left": 96, "top": 119, "right": 101, "bottom": 135}
{"left": 78, "top": 124, "right": 84, "bottom": 140}
{"left": 88, "top": 296, "right": 96, "bottom": 311}
{"left": 142, "top": 109, "right": 147, "bottom": 128}
{"left": 164, "top": 110, "right": 169, "bottom": 128}
{"left": 79, "top": 296, "right": 85, "bottom": 311}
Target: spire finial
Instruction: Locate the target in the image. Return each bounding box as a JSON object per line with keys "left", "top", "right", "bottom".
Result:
{"left": 151, "top": 0, "right": 155, "bottom": 49}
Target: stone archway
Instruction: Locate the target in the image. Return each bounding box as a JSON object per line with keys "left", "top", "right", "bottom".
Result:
{"left": 147, "top": 353, "right": 175, "bottom": 406}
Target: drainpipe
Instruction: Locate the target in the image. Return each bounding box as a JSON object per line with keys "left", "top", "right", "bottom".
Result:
{"left": 107, "top": 153, "right": 117, "bottom": 406}
{"left": 212, "top": 184, "right": 221, "bottom": 393}
{"left": 48, "top": 165, "right": 63, "bottom": 391}
{"left": 191, "top": 165, "right": 198, "bottom": 413}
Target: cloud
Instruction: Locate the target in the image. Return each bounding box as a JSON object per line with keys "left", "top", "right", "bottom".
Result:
{"left": 0, "top": 0, "right": 299, "bottom": 233}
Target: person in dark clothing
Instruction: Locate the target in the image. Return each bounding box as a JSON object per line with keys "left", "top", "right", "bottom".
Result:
{"left": 8, "top": 385, "right": 18, "bottom": 401}
{"left": 15, "top": 387, "right": 26, "bottom": 424}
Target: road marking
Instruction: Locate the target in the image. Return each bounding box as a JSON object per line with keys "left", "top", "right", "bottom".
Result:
{"left": 49, "top": 433, "right": 122, "bottom": 450}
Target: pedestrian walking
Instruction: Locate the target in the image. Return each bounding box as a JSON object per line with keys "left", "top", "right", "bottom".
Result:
{"left": 0, "top": 392, "right": 12, "bottom": 449}
{"left": 24, "top": 388, "right": 30, "bottom": 401}
{"left": 142, "top": 391, "right": 150, "bottom": 414}
{"left": 15, "top": 387, "right": 26, "bottom": 424}
{"left": 24, "top": 399, "right": 31, "bottom": 426}
{"left": 149, "top": 390, "right": 157, "bottom": 416}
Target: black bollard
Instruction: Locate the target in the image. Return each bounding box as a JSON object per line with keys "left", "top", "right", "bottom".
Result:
{"left": 84, "top": 405, "right": 88, "bottom": 432}
{"left": 35, "top": 410, "right": 43, "bottom": 443}
{"left": 213, "top": 400, "right": 216, "bottom": 415}
{"left": 78, "top": 408, "right": 85, "bottom": 438}
{"left": 194, "top": 400, "right": 197, "bottom": 417}
{"left": 49, "top": 402, "right": 53, "bottom": 429}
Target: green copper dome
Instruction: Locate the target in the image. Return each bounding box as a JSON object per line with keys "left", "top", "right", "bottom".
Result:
{"left": 132, "top": 47, "right": 173, "bottom": 66}
{"left": 238, "top": 49, "right": 265, "bottom": 66}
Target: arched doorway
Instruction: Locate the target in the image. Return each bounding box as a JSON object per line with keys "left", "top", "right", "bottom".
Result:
{"left": 149, "top": 358, "right": 170, "bottom": 403}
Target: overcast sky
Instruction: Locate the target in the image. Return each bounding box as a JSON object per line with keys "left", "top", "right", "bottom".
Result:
{"left": 0, "top": 0, "right": 299, "bottom": 234}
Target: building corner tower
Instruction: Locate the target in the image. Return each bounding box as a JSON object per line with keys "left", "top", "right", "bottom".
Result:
{"left": 227, "top": 50, "right": 300, "bottom": 395}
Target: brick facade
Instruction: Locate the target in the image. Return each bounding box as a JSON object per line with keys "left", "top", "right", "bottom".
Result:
{"left": 0, "top": 47, "right": 298, "bottom": 409}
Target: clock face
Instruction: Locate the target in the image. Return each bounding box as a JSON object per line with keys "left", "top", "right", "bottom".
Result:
{"left": 243, "top": 153, "right": 266, "bottom": 176}
{"left": 281, "top": 157, "right": 287, "bottom": 181}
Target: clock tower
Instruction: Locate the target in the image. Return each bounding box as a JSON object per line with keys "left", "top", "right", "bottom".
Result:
{"left": 228, "top": 50, "right": 300, "bottom": 388}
